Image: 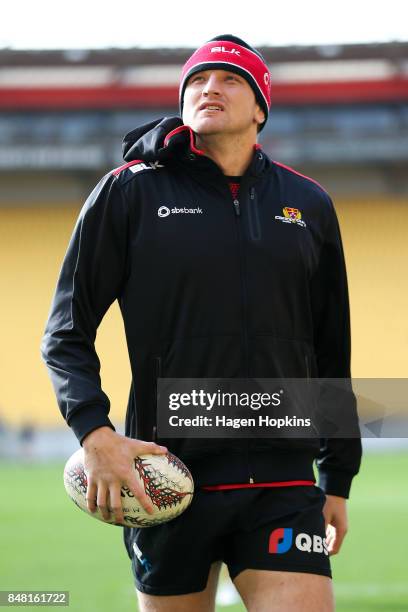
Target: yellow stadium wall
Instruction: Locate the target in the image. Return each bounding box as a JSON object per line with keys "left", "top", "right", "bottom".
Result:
{"left": 0, "top": 197, "right": 407, "bottom": 427}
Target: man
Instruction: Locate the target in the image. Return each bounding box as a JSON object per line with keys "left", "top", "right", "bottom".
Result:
{"left": 41, "top": 35, "right": 362, "bottom": 611}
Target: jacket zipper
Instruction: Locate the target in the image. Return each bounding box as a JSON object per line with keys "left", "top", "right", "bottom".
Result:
{"left": 232, "top": 188, "right": 254, "bottom": 483}
{"left": 232, "top": 193, "right": 250, "bottom": 377}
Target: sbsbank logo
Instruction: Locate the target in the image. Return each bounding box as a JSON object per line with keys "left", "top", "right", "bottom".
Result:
{"left": 158, "top": 206, "right": 203, "bottom": 218}
{"left": 269, "top": 528, "right": 328, "bottom": 555}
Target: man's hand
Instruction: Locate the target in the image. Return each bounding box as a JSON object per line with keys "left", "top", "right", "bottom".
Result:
{"left": 82, "top": 426, "right": 167, "bottom": 525}
{"left": 322, "top": 494, "right": 348, "bottom": 556}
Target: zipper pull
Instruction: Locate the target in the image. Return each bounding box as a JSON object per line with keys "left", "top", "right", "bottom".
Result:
{"left": 233, "top": 199, "right": 241, "bottom": 216}
{"left": 249, "top": 477, "right": 254, "bottom": 484}
{"left": 250, "top": 187, "right": 255, "bottom": 201}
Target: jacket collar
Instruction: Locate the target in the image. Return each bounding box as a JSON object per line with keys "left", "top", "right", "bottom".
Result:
{"left": 164, "top": 123, "right": 269, "bottom": 180}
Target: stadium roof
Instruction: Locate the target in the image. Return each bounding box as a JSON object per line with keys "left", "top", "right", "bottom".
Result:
{"left": 1, "top": 41, "right": 408, "bottom": 65}
{"left": 1, "top": 41, "right": 407, "bottom": 108}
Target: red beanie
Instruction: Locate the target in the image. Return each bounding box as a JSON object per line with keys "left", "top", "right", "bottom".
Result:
{"left": 179, "top": 34, "right": 271, "bottom": 131}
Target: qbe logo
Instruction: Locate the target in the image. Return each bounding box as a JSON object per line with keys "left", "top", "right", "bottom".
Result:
{"left": 158, "top": 205, "right": 203, "bottom": 218}
{"left": 268, "top": 528, "right": 328, "bottom": 556}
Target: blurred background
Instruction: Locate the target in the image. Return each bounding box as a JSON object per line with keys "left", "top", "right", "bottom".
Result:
{"left": 0, "top": 1, "right": 407, "bottom": 610}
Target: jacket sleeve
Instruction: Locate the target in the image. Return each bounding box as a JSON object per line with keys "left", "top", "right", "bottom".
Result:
{"left": 40, "top": 173, "right": 130, "bottom": 445}
{"left": 311, "top": 193, "right": 362, "bottom": 498}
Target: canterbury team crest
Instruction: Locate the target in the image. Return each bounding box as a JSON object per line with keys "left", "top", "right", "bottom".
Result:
{"left": 275, "top": 206, "right": 306, "bottom": 228}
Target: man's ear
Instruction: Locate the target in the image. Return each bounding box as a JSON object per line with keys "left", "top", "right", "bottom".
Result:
{"left": 254, "top": 103, "right": 266, "bottom": 130}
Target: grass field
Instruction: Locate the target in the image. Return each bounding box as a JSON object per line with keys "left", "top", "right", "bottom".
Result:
{"left": 1, "top": 452, "right": 407, "bottom": 611}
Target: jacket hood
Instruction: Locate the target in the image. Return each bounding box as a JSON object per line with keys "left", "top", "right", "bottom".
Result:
{"left": 123, "top": 116, "right": 187, "bottom": 162}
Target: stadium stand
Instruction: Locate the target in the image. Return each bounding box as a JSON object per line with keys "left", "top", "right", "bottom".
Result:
{"left": 0, "top": 42, "right": 407, "bottom": 427}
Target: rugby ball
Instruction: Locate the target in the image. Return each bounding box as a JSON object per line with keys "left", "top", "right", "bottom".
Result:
{"left": 63, "top": 448, "right": 194, "bottom": 528}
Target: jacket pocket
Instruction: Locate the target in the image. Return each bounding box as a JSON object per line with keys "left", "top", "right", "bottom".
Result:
{"left": 252, "top": 333, "right": 313, "bottom": 378}
{"left": 151, "top": 334, "right": 244, "bottom": 458}
{"left": 305, "top": 353, "right": 311, "bottom": 379}
{"left": 248, "top": 187, "right": 261, "bottom": 241}
{"left": 151, "top": 356, "right": 162, "bottom": 442}
{"left": 125, "top": 379, "right": 136, "bottom": 438}
{"left": 248, "top": 334, "right": 320, "bottom": 454}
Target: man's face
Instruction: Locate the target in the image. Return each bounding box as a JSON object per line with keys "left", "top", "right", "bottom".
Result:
{"left": 182, "top": 69, "right": 265, "bottom": 137}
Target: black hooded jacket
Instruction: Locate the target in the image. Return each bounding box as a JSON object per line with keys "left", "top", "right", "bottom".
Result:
{"left": 41, "top": 116, "right": 362, "bottom": 498}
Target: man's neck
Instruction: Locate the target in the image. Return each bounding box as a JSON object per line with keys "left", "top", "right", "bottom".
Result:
{"left": 194, "top": 132, "right": 257, "bottom": 177}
